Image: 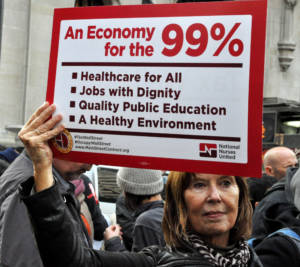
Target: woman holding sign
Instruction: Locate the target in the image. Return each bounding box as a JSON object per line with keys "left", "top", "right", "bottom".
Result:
{"left": 19, "top": 103, "right": 262, "bottom": 267}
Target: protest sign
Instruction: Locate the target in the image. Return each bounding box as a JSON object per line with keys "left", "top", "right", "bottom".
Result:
{"left": 47, "top": 0, "right": 267, "bottom": 176}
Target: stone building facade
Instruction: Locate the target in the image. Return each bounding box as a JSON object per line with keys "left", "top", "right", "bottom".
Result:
{"left": 0, "top": 0, "right": 299, "bottom": 147}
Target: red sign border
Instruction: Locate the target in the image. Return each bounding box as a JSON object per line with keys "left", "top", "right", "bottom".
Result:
{"left": 47, "top": 0, "right": 267, "bottom": 177}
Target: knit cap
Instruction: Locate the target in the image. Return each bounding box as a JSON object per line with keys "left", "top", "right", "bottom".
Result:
{"left": 116, "top": 167, "right": 163, "bottom": 195}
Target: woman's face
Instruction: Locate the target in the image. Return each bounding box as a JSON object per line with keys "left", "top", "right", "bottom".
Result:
{"left": 184, "top": 173, "right": 239, "bottom": 246}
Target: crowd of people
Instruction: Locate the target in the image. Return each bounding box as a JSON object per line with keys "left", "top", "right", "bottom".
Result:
{"left": 0, "top": 0, "right": 297, "bottom": 265}
{"left": 0, "top": 102, "right": 299, "bottom": 267}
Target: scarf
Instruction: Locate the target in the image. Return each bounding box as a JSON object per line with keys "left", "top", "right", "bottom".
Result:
{"left": 187, "top": 232, "right": 251, "bottom": 267}
{"left": 71, "top": 178, "right": 85, "bottom": 197}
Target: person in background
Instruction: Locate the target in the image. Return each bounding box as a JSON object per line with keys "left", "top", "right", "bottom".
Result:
{"left": 0, "top": 147, "right": 22, "bottom": 176}
{"left": 115, "top": 193, "right": 136, "bottom": 250}
{"left": 252, "top": 147, "right": 299, "bottom": 238}
{"left": 263, "top": 146, "right": 298, "bottom": 180}
{"left": 252, "top": 166, "right": 300, "bottom": 239}
{"left": 17, "top": 103, "right": 262, "bottom": 266}
{"left": 21, "top": 168, "right": 262, "bottom": 266}
{"left": 252, "top": 168, "right": 300, "bottom": 267}
{"left": 104, "top": 167, "right": 165, "bottom": 252}
{"left": 0, "top": 147, "right": 20, "bottom": 163}
{"left": 71, "top": 174, "right": 108, "bottom": 242}
{"left": 247, "top": 174, "right": 277, "bottom": 210}
{"left": 0, "top": 103, "right": 93, "bottom": 267}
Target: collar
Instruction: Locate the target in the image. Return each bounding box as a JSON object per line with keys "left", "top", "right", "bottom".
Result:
{"left": 134, "top": 200, "right": 164, "bottom": 217}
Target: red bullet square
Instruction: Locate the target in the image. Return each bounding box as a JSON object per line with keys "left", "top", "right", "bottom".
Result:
{"left": 70, "top": 101, "right": 75, "bottom": 108}
{"left": 72, "top": 72, "right": 77, "bottom": 79}
{"left": 71, "top": 87, "right": 76, "bottom": 93}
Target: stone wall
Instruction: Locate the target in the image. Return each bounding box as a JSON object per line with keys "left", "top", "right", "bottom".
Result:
{"left": 264, "top": 0, "right": 300, "bottom": 101}
{"left": 0, "top": 0, "right": 73, "bottom": 145}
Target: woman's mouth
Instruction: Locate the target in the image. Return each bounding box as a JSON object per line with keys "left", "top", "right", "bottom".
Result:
{"left": 203, "top": 211, "right": 225, "bottom": 219}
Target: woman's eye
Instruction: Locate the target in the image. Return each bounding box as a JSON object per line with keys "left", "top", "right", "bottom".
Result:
{"left": 193, "top": 182, "right": 205, "bottom": 189}
{"left": 221, "top": 180, "right": 232, "bottom": 187}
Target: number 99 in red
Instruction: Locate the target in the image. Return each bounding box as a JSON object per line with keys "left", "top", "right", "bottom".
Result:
{"left": 162, "top": 23, "right": 208, "bottom": 57}
{"left": 161, "top": 22, "right": 244, "bottom": 57}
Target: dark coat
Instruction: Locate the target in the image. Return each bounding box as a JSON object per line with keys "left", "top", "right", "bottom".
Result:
{"left": 115, "top": 194, "right": 135, "bottom": 250}
{"left": 0, "top": 158, "right": 10, "bottom": 176}
{"left": 252, "top": 167, "right": 299, "bottom": 239}
{"left": 0, "top": 152, "right": 91, "bottom": 267}
{"left": 21, "top": 181, "right": 262, "bottom": 267}
{"left": 133, "top": 200, "right": 165, "bottom": 251}
{"left": 106, "top": 200, "right": 165, "bottom": 252}
{"left": 254, "top": 224, "right": 300, "bottom": 267}
{"left": 247, "top": 174, "right": 277, "bottom": 208}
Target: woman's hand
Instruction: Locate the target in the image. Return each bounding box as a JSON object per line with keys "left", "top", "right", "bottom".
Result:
{"left": 18, "top": 102, "right": 64, "bottom": 192}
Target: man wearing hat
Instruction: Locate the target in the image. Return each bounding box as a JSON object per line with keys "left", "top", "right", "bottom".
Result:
{"left": 104, "top": 167, "right": 165, "bottom": 252}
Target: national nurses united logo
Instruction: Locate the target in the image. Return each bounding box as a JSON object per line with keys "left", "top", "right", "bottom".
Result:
{"left": 51, "top": 129, "right": 73, "bottom": 154}
{"left": 199, "top": 143, "right": 217, "bottom": 158}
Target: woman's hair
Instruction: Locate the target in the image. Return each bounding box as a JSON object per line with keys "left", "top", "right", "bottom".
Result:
{"left": 124, "top": 191, "right": 159, "bottom": 210}
{"left": 162, "top": 172, "right": 252, "bottom": 247}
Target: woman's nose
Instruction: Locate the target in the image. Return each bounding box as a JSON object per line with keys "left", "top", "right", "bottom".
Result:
{"left": 207, "top": 186, "right": 221, "bottom": 202}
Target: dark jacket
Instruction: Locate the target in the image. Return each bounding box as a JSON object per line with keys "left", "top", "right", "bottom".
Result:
{"left": 0, "top": 152, "right": 91, "bottom": 267}
{"left": 21, "top": 181, "right": 262, "bottom": 267}
{"left": 254, "top": 225, "right": 300, "bottom": 267}
{"left": 0, "top": 158, "right": 10, "bottom": 176}
{"left": 116, "top": 194, "right": 135, "bottom": 250}
{"left": 252, "top": 167, "right": 299, "bottom": 238}
{"left": 247, "top": 174, "right": 277, "bottom": 209}
{"left": 106, "top": 200, "right": 165, "bottom": 252}
{"left": 133, "top": 200, "right": 165, "bottom": 251}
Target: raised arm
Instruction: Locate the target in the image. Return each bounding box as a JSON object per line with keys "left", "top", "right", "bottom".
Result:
{"left": 19, "top": 103, "right": 154, "bottom": 267}
{"left": 18, "top": 102, "right": 64, "bottom": 192}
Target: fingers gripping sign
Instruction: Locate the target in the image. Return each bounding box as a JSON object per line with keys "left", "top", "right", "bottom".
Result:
{"left": 18, "top": 102, "right": 65, "bottom": 192}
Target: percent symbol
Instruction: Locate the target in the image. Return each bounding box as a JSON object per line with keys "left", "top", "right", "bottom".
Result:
{"left": 211, "top": 23, "right": 244, "bottom": 57}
